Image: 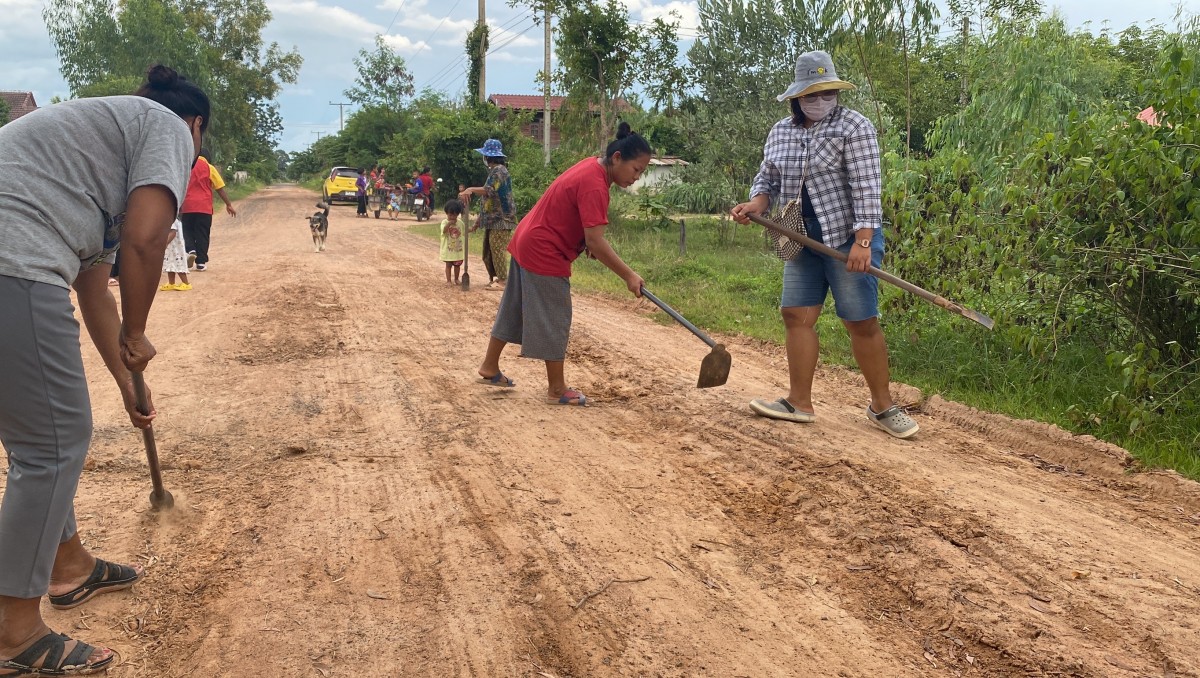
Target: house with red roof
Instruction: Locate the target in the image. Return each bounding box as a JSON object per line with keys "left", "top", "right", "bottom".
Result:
{"left": 0, "top": 91, "right": 39, "bottom": 124}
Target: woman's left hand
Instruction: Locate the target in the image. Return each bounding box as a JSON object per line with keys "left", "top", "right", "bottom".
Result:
{"left": 846, "top": 245, "right": 872, "bottom": 273}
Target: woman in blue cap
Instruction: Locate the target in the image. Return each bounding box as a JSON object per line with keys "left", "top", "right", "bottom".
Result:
{"left": 731, "top": 50, "right": 919, "bottom": 439}
{"left": 459, "top": 138, "right": 517, "bottom": 290}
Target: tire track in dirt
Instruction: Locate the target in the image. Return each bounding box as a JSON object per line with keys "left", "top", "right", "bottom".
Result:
{"left": 28, "top": 184, "right": 1196, "bottom": 677}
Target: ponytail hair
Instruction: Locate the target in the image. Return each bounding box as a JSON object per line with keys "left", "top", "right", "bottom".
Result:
{"left": 604, "top": 121, "right": 652, "bottom": 163}
{"left": 134, "top": 64, "right": 211, "bottom": 133}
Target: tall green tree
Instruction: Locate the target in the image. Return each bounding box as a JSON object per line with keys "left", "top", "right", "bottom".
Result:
{"left": 344, "top": 35, "right": 415, "bottom": 114}
{"left": 0, "top": 98, "right": 10, "bottom": 127}
{"left": 43, "top": 0, "right": 301, "bottom": 180}
{"left": 553, "top": 0, "right": 643, "bottom": 150}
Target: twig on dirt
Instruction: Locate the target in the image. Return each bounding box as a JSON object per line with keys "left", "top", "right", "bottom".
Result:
{"left": 952, "top": 589, "right": 988, "bottom": 609}
{"left": 622, "top": 485, "right": 651, "bottom": 490}
{"left": 502, "top": 484, "right": 536, "bottom": 493}
{"left": 570, "top": 576, "right": 651, "bottom": 611}
{"left": 692, "top": 543, "right": 712, "bottom": 552}
{"left": 698, "top": 539, "right": 734, "bottom": 548}
{"left": 654, "top": 556, "right": 681, "bottom": 572}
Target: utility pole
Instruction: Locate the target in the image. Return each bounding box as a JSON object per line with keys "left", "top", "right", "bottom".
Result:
{"left": 329, "top": 101, "right": 350, "bottom": 131}
{"left": 477, "top": 0, "right": 487, "bottom": 103}
{"left": 543, "top": 4, "right": 551, "bottom": 165}
{"left": 312, "top": 131, "right": 324, "bottom": 142}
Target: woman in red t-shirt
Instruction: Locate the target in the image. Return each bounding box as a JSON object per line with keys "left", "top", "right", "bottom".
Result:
{"left": 477, "top": 123, "right": 652, "bottom": 406}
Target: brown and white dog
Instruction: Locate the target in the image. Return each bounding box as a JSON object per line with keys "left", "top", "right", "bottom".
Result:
{"left": 309, "top": 202, "right": 329, "bottom": 252}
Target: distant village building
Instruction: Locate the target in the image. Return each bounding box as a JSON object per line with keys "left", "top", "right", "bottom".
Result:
{"left": 487, "top": 94, "right": 632, "bottom": 150}
{"left": 629, "top": 156, "right": 690, "bottom": 193}
{"left": 0, "top": 91, "right": 39, "bottom": 123}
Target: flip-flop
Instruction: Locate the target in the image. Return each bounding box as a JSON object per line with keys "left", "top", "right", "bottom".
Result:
{"left": 0, "top": 631, "right": 115, "bottom": 676}
{"left": 552, "top": 389, "right": 588, "bottom": 406}
{"left": 48, "top": 559, "right": 143, "bottom": 610}
{"left": 479, "top": 372, "right": 515, "bottom": 387}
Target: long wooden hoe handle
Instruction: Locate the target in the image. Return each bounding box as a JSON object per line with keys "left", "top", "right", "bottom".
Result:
{"left": 747, "top": 213, "right": 994, "bottom": 330}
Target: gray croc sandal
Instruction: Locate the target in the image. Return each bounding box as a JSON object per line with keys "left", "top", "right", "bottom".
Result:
{"left": 866, "top": 405, "right": 920, "bottom": 439}
{"left": 749, "top": 397, "right": 816, "bottom": 423}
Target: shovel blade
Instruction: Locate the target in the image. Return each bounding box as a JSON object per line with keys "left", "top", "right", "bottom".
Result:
{"left": 697, "top": 344, "right": 732, "bottom": 388}
{"left": 461, "top": 272, "right": 470, "bottom": 291}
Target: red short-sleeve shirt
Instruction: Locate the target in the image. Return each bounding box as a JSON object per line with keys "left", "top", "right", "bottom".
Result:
{"left": 508, "top": 157, "right": 610, "bottom": 278}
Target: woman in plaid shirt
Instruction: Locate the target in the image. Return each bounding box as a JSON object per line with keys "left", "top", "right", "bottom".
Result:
{"left": 731, "top": 50, "right": 919, "bottom": 439}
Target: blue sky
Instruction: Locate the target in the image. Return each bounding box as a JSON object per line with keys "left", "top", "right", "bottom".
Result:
{"left": 0, "top": 0, "right": 1191, "bottom": 152}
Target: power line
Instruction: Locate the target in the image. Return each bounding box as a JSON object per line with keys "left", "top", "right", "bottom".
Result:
{"left": 416, "top": 0, "right": 468, "bottom": 54}
{"left": 384, "top": 0, "right": 409, "bottom": 35}
{"left": 432, "top": 18, "right": 541, "bottom": 94}
{"left": 419, "top": 11, "right": 532, "bottom": 91}
{"left": 416, "top": 9, "right": 533, "bottom": 91}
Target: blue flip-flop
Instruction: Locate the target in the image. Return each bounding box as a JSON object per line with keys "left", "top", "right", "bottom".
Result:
{"left": 552, "top": 389, "right": 588, "bottom": 406}
{"left": 480, "top": 372, "right": 515, "bottom": 387}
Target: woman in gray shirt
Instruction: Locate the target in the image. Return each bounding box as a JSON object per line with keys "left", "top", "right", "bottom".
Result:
{"left": 0, "top": 65, "right": 206, "bottom": 675}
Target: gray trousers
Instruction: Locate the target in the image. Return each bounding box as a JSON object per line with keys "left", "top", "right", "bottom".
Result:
{"left": 0, "top": 274, "right": 90, "bottom": 598}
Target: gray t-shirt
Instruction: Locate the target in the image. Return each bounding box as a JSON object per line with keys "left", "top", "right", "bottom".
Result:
{"left": 0, "top": 96, "right": 194, "bottom": 287}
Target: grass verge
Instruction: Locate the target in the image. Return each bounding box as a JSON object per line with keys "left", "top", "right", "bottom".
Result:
{"left": 408, "top": 216, "right": 1199, "bottom": 480}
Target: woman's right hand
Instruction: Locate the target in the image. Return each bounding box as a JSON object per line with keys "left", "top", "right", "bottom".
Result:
{"left": 119, "top": 376, "right": 156, "bottom": 429}
{"left": 730, "top": 195, "right": 770, "bottom": 224}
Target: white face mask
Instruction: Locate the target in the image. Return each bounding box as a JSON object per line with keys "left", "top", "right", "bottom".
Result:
{"left": 799, "top": 95, "right": 838, "bottom": 121}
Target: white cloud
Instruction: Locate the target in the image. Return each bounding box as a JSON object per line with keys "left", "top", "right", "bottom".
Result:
{"left": 381, "top": 33, "right": 430, "bottom": 54}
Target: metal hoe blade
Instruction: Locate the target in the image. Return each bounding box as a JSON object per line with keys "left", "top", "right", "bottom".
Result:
{"left": 698, "top": 344, "right": 732, "bottom": 388}
{"left": 641, "top": 287, "right": 732, "bottom": 389}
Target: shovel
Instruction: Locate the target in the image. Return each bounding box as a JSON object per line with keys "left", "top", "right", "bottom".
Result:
{"left": 747, "top": 213, "right": 995, "bottom": 330}
{"left": 640, "top": 287, "right": 731, "bottom": 388}
{"left": 461, "top": 199, "right": 471, "bottom": 291}
{"left": 131, "top": 372, "right": 174, "bottom": 510}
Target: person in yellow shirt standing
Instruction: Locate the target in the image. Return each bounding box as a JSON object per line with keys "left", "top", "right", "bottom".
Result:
{"left": 179, "top": 154, "right": 236, "bottom": 271}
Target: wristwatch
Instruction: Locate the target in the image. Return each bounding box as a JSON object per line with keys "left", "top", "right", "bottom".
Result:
{"left": 857, "top": 236, "right": 872, "bottom": 249}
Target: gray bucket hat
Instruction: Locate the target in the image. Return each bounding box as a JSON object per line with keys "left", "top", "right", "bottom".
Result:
{"left": 776, "top": 50, "right": 857, "bottom": 102}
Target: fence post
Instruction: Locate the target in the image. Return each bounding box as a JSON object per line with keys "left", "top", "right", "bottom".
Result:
{"left": 679, "top": 219, "right": 686, "bottom": 256}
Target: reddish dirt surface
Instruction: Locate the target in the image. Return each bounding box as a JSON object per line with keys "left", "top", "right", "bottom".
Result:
{"left": 18, "top": 185, "right": 1200, "bottom": 676}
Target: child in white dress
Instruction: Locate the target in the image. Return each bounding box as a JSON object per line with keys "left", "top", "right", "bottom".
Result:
{"left": 160, "top": 218, "right": 192, "bottom": 291}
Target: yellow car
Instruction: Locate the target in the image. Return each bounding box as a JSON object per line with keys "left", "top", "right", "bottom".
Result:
{"left": 322, "top": 166, "right": 361, "bottom": 204}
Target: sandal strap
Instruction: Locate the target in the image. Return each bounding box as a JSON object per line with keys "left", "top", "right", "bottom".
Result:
{"left": 3, "top": 631, "right": 99, "bottom": 674}
{"left": 776, "top": 398, "right": 796, "bottom": 413}
{"left": 48, "top": 559, "right": 138, "bottom": 607}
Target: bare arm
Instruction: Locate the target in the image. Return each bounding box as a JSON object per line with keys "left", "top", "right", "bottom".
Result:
{"left": 216, "top": 187, "right": 237, "bottom": 217}
{"left": 117, "top": 184, "right": 177, "bottom": 370}
{"left": 73, "top": 263, "right": 156, "bottom": 429}
{"left": 584, "top": 226, "right": 643, "bottom": 297}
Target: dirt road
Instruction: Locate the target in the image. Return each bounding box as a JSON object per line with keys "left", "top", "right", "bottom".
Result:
{"left": 30, "top": 184, "right": 1200, "bottom": 676}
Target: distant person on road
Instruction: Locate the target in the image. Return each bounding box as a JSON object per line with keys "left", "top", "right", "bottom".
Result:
{"left": 387, "top": 190, "right": 402, "bottom": 220}
{"left": 0, "top": 64, "right": 206, "bottom": 676}
{"left": 730, "top": 50, "right": 918, "bottom": 439}
{"left": 160, "top": 219, "right": 192, "bottom": 291}
{"left": 180, "top": 154, "right": 236, "bottom": 272}
{"left": 477, "top": 123, "right": 651, "bottom": 406}
{"left": 440, "top": 199, "right": 465, "bottom": 286}
{"left": 355, "top": 168, "right": 369, "bottom": 218}
{"left": 459, "top": 139, "right": 517, "bottom": 291}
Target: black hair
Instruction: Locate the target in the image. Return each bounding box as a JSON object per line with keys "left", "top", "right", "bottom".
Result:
{"left": 789, "top": 98, "right": 807, "bottom": 127}
{"left": 603, "top": 121, "right": 652, "bottom": 163}
{"left": 134, "top": 65, "right": 211, "bottom": 133}
{"left": 444, "top": 199, "right": 464, "bottom": 215}
{"left": 485, "top": 156, "right": 507, "bottom": 166}
{"left": 421, "top": 166, "right": 430, "bottom": 173}
{"left": 358, "top": 168, "right": 366, "bottom": 175}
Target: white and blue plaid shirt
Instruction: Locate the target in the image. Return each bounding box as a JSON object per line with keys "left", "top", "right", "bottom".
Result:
{"left": 749, "top": 106, "right": 883, "bottom": 247}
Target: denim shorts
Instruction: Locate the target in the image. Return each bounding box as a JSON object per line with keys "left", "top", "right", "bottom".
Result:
{"left": 781, "top": 217, "right": 884, "bottom": 321}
